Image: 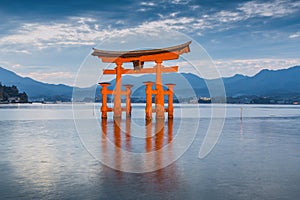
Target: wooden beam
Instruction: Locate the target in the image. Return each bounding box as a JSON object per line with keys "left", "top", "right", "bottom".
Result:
{"left": 103, "top": 69, "right": 117, "bottom": 75}
{"left": 100, "top": 52, "right": 180, "bottom": 63}
{"left": 103, "top": 66, "right": 178, "bottom": 75}
{"left": 92, "top": 41, "right": 191, "bottom": 58}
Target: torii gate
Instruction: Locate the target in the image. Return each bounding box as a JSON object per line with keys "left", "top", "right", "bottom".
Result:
{"left": 92, "top": 41, "right": 191, "bottom": 120}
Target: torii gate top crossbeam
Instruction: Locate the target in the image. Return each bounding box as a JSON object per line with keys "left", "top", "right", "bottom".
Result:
{"left": 91, "top": 41, "right": 191, "bottom": 63}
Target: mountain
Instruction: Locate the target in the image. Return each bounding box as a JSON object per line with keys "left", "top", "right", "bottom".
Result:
{"left": 1, "top": 65, "right": 300, "bottom": 101}
{"left": 0, "top": 67, "right": 73, "bottom": 101}
{"left": 222, "top": 66, "right": 300, "bottom": 97}
{"left": 102, "top": 65, "right": 300, "bottom": 98}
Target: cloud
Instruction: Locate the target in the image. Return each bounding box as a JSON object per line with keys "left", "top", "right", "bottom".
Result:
{"left": 214, "top": 11, "right": 246, "bottom": 23}
{"left": 208, "top": 0, "right": 300, "bottom": 26}
{"left": 2, "top": 62, "right": 77, "bottom": 85}
{"left": 189, "top": 5, "right": 200, "bottom": 10}
{"left": 170, "top": 12, "right": 180, "bottom": 17}
{"left": 237, "top": 0, "right": 300, "bottom": 18}
{"left": 289, "top": 32, "right": 300, "bottom": 39}
{"left": 148, "top": 0, "right": 299, "bottom": 35}
{"left": 140, "top": 2, "right": 155, "bottom": 6}
{"left": 169, "top": 0, "right": 191, "bottom": 5}
{"left": 19, "top": 71, "right": 75, "bottom": 85}
{"left": 0, "top": 61, "right": 10, "bottom": 66}
{"left": 1, "top": 0, "right": 299, "bottom": 51}
{"left": 0, "top": 17, "right": 106, "bottom": 49}
{"left": 138, "top": 17, "right": 196, "bottom": 31}
{"left": 0, "top": 49, "right": 31, "bottom": 54}
{"left": 0, "top": 16, "right": 209, "bottom": 50}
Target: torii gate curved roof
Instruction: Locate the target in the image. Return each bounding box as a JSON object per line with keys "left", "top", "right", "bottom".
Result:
{"left": 91, "top": 41, "right": 191, "bottom": 63}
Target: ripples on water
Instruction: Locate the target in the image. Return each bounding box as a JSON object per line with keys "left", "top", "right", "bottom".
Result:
{"left": 0, "top": 104, "right": 300, "bottom": 199}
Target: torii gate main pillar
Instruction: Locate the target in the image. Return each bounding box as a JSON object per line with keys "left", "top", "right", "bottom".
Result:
{"left": 113, "top": 62, "right": 123, "bottom": 118}
{"left": 155, "top": 60, "right": 165, "bottom": 119}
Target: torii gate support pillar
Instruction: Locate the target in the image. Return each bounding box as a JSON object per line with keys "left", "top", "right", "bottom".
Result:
{"left": 123, "top": 84, "right": 133, "bottom": 117}
{"left": 99, "top": 82, "right": 112, "bottom": 119}
{"left": 165, "top": 83, "right": 175, "bottom": 119}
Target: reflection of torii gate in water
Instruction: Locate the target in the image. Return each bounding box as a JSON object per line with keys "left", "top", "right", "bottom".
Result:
{"left": 92, "top": 41, "right": 191, "bottom": 120}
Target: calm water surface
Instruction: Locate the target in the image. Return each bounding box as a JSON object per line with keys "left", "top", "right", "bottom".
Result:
{"left": 0, "top": 103, "right": 299, "bottom": 199}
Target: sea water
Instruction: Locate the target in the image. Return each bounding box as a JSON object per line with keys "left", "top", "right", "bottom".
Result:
{"left": 0, "top": 103, "right": 299, "bottom": 199}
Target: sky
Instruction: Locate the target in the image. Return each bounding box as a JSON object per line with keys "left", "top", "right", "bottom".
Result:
{"left": 0, "top": 0, "right": 299, "bottom": 86}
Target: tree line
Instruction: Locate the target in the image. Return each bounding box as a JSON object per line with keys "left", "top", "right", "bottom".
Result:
{"left": 0, "top": 83, "right": 28, "bottom": 103}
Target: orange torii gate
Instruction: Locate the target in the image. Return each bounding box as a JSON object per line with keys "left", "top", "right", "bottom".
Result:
{"left": 92, "top": 41, "right": 191, "bottom": 120}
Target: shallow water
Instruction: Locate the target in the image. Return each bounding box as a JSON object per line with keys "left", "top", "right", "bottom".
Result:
{"left": 0, "top": 103, "right": 299, "bottom": 199}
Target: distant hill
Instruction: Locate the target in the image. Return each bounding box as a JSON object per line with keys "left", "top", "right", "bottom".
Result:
{"left": 1, "top": 65, "right": 300, "bottom": 101}
{"left": 221, "top": 66, "right": 300, "bottom": 97}
{"left": 0, "top": 67, "right": 73, "bottom": 101}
